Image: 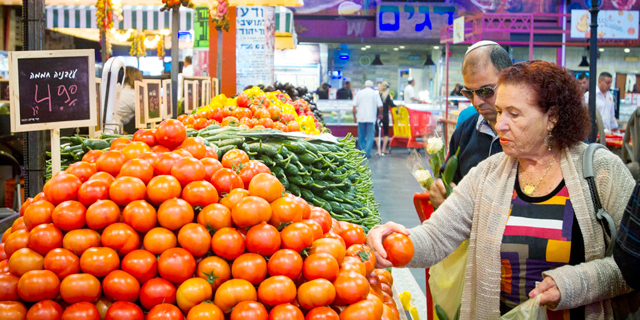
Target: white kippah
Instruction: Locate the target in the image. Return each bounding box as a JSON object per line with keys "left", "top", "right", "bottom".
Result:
{"left": 465, "top": 40, "right": 500, "bottom": 57}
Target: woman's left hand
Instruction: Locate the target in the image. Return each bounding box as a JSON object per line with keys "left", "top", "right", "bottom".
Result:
{"left": 529, "top": 276, "right": 561, "bottom": 309}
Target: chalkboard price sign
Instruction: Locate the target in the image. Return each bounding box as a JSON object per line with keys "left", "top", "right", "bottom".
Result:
{"left": 9, "top": 50, "right": 96, "bottom": 132}
{"left": 145, "top": 80, "right": 162, "bottom": 123}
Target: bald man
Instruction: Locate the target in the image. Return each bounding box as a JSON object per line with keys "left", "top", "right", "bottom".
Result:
{"left": 429, "top": 41, "right": 513, "bottom": 207}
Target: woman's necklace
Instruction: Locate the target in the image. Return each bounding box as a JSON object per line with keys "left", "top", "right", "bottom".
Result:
{"left": 520, "top": 158, "right": 555, "bottom": 196}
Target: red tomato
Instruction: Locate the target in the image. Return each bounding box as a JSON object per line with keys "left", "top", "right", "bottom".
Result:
{"left": 269, "top": 197, "right": 304, "bottom": 227}
{"left": 303, "top": 253, "right": 339, "bottom": 282}
{"left": 103, "top": 270, "right": 140, "bottom": 302}
{"left": 309, "top": 238, "right": 346, "bottom": 265}
{"left": 219, "top": 188, "right": 249, "bottom": 210}
{"left": 153, "top": 152, "right": 183, "bottom": 176}
{"left": 27, "top": 223, "right": 63, "bottom": 255}
{"left": 187, "top": 301, "right": 224, "bottom": 320}
{"left": 267, "top": 249, "right": 303, "bottom": 279}
{"left": 170, "top": 158, "right": 206, "bottom": 188}
{"left": 158, "top": 248, "right": 196, "bottom": 284}
{"left": 0, "top": 243, "right": 6, "bottom": 260}
{"left": 136, "top": 152, "right": 159, "bottom": 166}
{"left": 66, "top": 162, "right": 97, "bottom": 183}
{"left": 59, "top": 273, "right": 101, "bottom": 303}
{"left": 156, "top": 119, "right": 187, "bottom": 148}
{"left": 180, "top": 137, "right": 207, "bottom": 159}
{"left": 146, "top": 175, "right": 182, "bottom": 206}
{"left": 88, "top": 171, "right": 115, "bottom": 187}
{"left": 176, "top": 278, "right": 213, "bottom": 314}
{"left": 61, "top": 302, "right": 100, "bottom": 320}
{"left": 309, "top": 208, "right": 332, "bottom": 234}
{"left": 245, "top": 222, "right": 281, "bottom": 256}
{"left": 0, "top": 301, "right": 27, "bottom": 320}
{"left": 204, "top": 147, "right": 218, "bottom": 160}
{"left": 211, "top": 228, "right": 245, "bottom": 261}
{"left": 257, "top": 276, "right": 296, "bottom": 306}
{"left": 237, "top": 93, "right": 250, "bottom": 108}
{"left": 178, "top": 223, "right": 211, "bottom": 257}
{"left": 85, "top": 199, "right": 120, "bottom": 230}
{"left": 17, "top": 270, "right": 60, "bottom": 302}
{"left": 146, "top": 304, "right": 182, "bottom": 320}
{"left": 20, "top": 198, "right": 34, "bottom": 217}
{"left": 297, "top": 279, "right": 336, "bottom": 310}
{"left": 95, "top": 151, "right": 127, "bottom": 177}
{"left": 0, "top": 273, "right": 19, "bottom": 301}
{"left": 82, "top": 150, "right": 103, "bottom": 163}
{"left": 109, "top": 176, "right": 146, "bottom": 206}
{"left": 119, "top": 159, "right": 154, "bottom": 184}
{"left": 4, "top": 229, "right": 30, "bottom": 259}
{"left": 346, "top": 245, "right": 376, "bottom": 275}
{"left": 43, "top": 248, "right": 79, "bottom": 280}
{"left": 51, "top": 200, "right": 86, "bottom": 231}
{"left": 62, "top": 229, "right": 101, "bottom": 256}
{"left": 269, "top": 304, "right": 304, "bottom": 320}
{"left": 197, "top": 203, "right": 232, "bottom": 232}
{"left": 122, "top": 200, "right": 157, "bottom": 233}
{"left": 43, "top": 173, "right": 82, "bottom": 205}
{"left": 231, "top": 301, "right": 268, "bottom": 320}
{"left": 338, "top": 223, "right": 367, "bottom": 248}
{"left": 26, "top": 300, "right": 63, "bottom": 320}
{"left": 182, "top": 181, "right": 219, "bottom": 207}
{"left": 157, "top": 198, "right": 195, "bottom": 231}
{"left": 196, "top": 256, "right": 231, "bottom": 292}
{"left": 110, "top": 137, "right": 131, "bottom": 151}
{"left": 280, "top": 222, "right": 314, "bottom": 253}
{"left": 221, "top": 149, "right": 250, "bottom": 169}
{"left": 382, "top": 233, "right": 414, "bottom": 267}
{"left": 201, "top": 158, "right": 223, "bottom": 181}
{"left": 306, "top": 307, "right": 340, "bottom": 320}
{"left": 211, "top": 168, "right": 244, "bottom": 195}
{"left": 121, "top": 142, "right": 151, "bottom": 162}
{"left": 248, "top": 173, "right": 284, "bottom": 203}
{"left": 22, "top": 200, "right": 55, "bottom": 231}
{"left": 339, "top": 299, "right": 379, "bottom": 320}
{"left": 133, "top": 129, "right": 158, "bottom": 147}
{"left": 213, "top": 279, "right": 257, "bottom": 313}
{"left": 332, "top": 272, "right": 370, "bottom": 306}
{"left": 121, "top": 250, "right": 158, "bottom": 285}
{"left": 79, "top": 247, "right": 120, "bottom": 277}
{"left": 104, "top": 301, "right": 143, "bottom": 320}
{"left": 8, "top": 248, "right": 43, "bottom": 277}
{"left": 101, "top": 223, "right": 140, "bottom": 257}
{"left": 231, "top": 253, "right": 267, "bottom": 285}
{"left": 151, "top": 145, "right": 171, "bottom": 153}
{"left": 143, "top": 227, "right": 177, "bottom": 255}
{"left": 140, "top": 278, "right": 177, "bottom": 310}
{"left": 302, "top": 220, "right": 323, "bottom": 241}
{"left": 231, "top": 196, "right": 272, "bottom": 229}
{"left": 238, "top": 161, "right": 270, "bottom": 189}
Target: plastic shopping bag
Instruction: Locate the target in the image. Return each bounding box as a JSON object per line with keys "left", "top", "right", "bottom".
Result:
{"left": 501, "top": 295, "right": 548, "bottom": 320}
{"left": 429, "top": 241, "right": 469, "bottom": 320}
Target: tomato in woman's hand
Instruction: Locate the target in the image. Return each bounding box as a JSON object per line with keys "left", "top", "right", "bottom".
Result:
{"left": 52, "top": 200, "right": 86, "bottom": 231}
{"left": 119, "top": 159, "right": 154, "bottom": 184}
{"left": 146, "top": 175, "right": 182, "bottom": 206}
{"left": 182, "top": 181, "right": 218, "bottom": 207}
{"left": 280, "top": 222, "right": 314, "bottom": 253}
{"left": 8, "top": 248, "right": 43, "bottom": 277}
{"left": 257, "top": 276, "right": 296, "bottom": 306}
{"left": 17, "top": 270, "right": 60, "bottom": 302}
{"left": 122, "top": 200, "right": 157, "bottom": 233}
{"left": 231, "top": 253, "right": 267, "bottom": 285}
{"left": 171, "top": 157, "right": 206, "bottom": 187}
{"left": 176, "top": 278, "right": 213, "bottom": 313}
{"left": 158, "top": 248, "right": 196, "bottom": 284}
{"left": 66, "top": 162, "right": 97, "bottom": 183}
{"left": 219, "top": 188, "right": 249, "bottom": 210}
{"left": 382, "top": 233, "right": 414, "bottom": 267}
{"left": 196, "top": 256, "right": 230, "bottom": 292}
{"left": 211, "top": 228, "right": 245, "bottom": 261}
{"left": 80, "top": 247, "right": 120, "bottom": 277}
{"left": 44, "top": 248, "right": 79, "bottom": 280}
{"left": 297, "top": 279, "right": 336, "bottom": 310}
{"left": 96, "top": 151, "right": 127, "bottom": 177}
{"left": 121, "top": 250, "right": 157, "bottom": 285}
{"left": 27, "top": 223, "right": 63, "bottom": 255}
{"left": 338, "top": 223, "right": 367, "bottom": 248}
{"left": 139, "top": 278, "right": 177, "bottom": 310}
{"left": 197, "top": 203, "right": 232, "bottom": 232}
{"left": 211, "top": 168, "right": 244, "bottom": 195}
{"left": 4, "top": 230, "right": 30, "bottom": 260}
{"left": 82, "top": 150, "right": 103, "bottom": 163}
{"left": 303, "top": 253, "right": 339, "bottom": 282}
{"left": 187, "top": 301, "right": 224, "bottom": 320}
{"left": 248, "top": 173, "right": 284, "bottom": 203}
{"left": 146, "top": 304, "right": 183, "bottom": 320}
{"left": 102, "top": 270, "right": 140, "bottom": 302}
{"left": 332, "top": 272, "right": 370, "bottom": 306}
{"left": 26, "top": 300, "right": 63, "bottom": 320}
{"left": 230, "top": 301, "right": 268, "bottom": 320}
{"left": 85, "top": 199, "right": 120, "bottom": 230}
{"left": 59, "top": 273, "right": 101, "bottom": 303}
{"left": 109, "top": 176, "right": 146, "bottom": 206}
{"left": 155, "top": 119, "right": 187, "bottom": 149}
{"left": 62, "top": 229, "right": 101, "bottom": 256}
{"left": 231, "top": 196, "right": 272, "bottom": 229}
{"left": 267, "top": 249, "right": 303, "bottom": 280}
{"left": 104, "top": 301, "right": 143, "bottom": 320}
{"left": 269, "top": 303, "right": 304, "bottom": 320}
{"left": 143, "top": 227, "right": 177, "bottom": 255}
{"left": 178, "top": 223, "right": 211, "bottom": 257}
{"left": 101, "top": 223, "right": 140, "bottom": 257}
{"left": 306, "top": 306, "right": 340, "bottom": 320}
{"left": 23, "top": 200, "right": 55, "bottom": 231}
{"left": 246, "top": 222, "right": 281, "bottom": 256}
{"left": 0, "top": 301, "right": 27, "bottom": 320}
{"left": 153, "top": 152, "right": 183, "bottom": 176}
{"left": 44, "top": 172, "right": 82, "bottom": 205}
{"left": 213, "top": 279, "right": 258, "bottom": 313}
{"left": 0, "top": 273, "right": 19, "bottom": 301}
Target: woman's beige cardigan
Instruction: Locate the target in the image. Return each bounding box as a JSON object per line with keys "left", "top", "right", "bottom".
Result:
{"left": 407, "top": 143, "right": 635, "bottom": 319}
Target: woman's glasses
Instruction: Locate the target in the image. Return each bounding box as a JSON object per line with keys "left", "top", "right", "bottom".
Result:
{"left": 460, "top": 84, "right": 498, "bottom": 100}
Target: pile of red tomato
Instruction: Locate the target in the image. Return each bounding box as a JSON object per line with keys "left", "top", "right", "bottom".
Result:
{"left": 178, "top": 103, "right": 301, "bottom": 132}
{"left": 0, "top": 119, "right": 411, "bottom": 320}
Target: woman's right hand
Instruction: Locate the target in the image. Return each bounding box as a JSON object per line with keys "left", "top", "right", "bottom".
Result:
{"left": 366, "top": 222, "right": 410, "bottom": 268}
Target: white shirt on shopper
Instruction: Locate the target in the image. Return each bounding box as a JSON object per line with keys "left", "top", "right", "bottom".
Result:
{"left": 584, "top": 90, "right": 617, "bottom": 131}
{"left": 404, "top": 84, "right": 416, "bottom": 104}
{"left": 353, "top": 87, "right": 383, "bottom": 123}
{"left": 177, "top": 65, "right": 195, "bottom": 98}
{"left": 112, "top": 85, "right": 136, "bottom": 128}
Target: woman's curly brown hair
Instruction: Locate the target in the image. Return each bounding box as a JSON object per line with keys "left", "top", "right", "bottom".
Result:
{"left": 498, "top": 60, "right": 591, "bottom": 150}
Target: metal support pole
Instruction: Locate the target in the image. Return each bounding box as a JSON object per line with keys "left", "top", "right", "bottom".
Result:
{"left": 100, "top": 29, "right": 107, "bottom": 65}
{"left": 216, "top": 31, "right": 222, "bottom": 86}
{"left": 445, "top": 42, "right": 450, "bottom": 144}
{"left": 23, "top": 0, "right": 47, "bottom": 198}
{"left": 171, "top": 8, "right": 179, "bottom": 118}
{"left": 588, "top": 0, "right": 599, "bottom": 142}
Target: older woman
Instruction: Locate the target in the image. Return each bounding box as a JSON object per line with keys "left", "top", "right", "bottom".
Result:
{"left": 368, "top": 60, "right": 634, "bottom": 319}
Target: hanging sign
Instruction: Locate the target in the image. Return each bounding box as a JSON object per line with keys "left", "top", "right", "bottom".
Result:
{"left": 194, "top": 7, "right": 210, "bottom": 48}
{"left": 453, "top": 16, "right": 465, "bottom": 43}
{"left": 376, "top": 3, "right": 457, "bottom": 39}
{"left": 571, "top": 10, "right": 639, "bottom": 39}
{"left": 236, "top": 6, "right": 276, "bottom": 93}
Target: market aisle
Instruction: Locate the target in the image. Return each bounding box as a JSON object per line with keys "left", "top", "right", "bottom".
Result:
{"left": 367, "top": 149, "right": 428, "bottom": 296}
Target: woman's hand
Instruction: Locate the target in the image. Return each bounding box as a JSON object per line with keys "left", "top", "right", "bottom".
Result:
{"left": 366, "top": 222, "right": 410, "bottom": 268}
{"left": 428, "top": 179, "right": 456, "bottom": 208}
{"left": 529, "top": 276, "right": 561, "bottom": 309}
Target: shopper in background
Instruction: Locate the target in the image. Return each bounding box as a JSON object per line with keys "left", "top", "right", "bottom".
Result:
{"left": 451, "top": 83, "right": 463, "bottom": 96}
{"left": 112, "top": 67, "right": 143, "bottom": 132}
{"left": 577, "top": 74, "right": 589, "bottom": 93}
{"left": 368, "top": 60, "right": 634, "bottom": 319}
{"left": 353, "top": 80, "right": 383, "bottom": 158}
{"left": 375, "top": 81, "right": 394, "bottom": 156}
{"left": 429, "top": 41, "right": 512, "bottom": 208}
{"left": 584, "top": 72, "right": 618, "bottom": 132}
{"left": 316, "top": 82, "right": 329, "bottom": 100}
{"left": 337, "top": 80, "right": 353, "bottom": 100}
{"left": 403, "top": 78, "right": 424, "bottom": 104}
{"left": 178, "top": 56, "right": 194, "bottom": 99}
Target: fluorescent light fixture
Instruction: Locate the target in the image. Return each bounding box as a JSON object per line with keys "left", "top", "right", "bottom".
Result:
{"left": 625, "top": 48, "right": 631, "bottom": 53}
{"left": 433, "top": 46, "right": 440, "bottom": 50}
{"left": 394, "top": 48, "right": 399, "bottom": 51}
{"left": 599, "top": 48, "right": 605, "bottom": 52}
{"left": 365, "top": 45, "right": 371, "bottom": 48}
{"left": 399, "top": 46, "right": 405, "bottom": 49}
{"left": 361, "top": 47, "right": 366, "bottom": 51}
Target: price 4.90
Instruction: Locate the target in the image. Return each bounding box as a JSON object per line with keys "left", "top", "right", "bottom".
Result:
{"left": 32, "top": 84, "right": 78, "bottom": 116}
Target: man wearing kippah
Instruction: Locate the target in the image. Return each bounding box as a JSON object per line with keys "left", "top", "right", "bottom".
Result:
{"left": 429, "top": 41, "right": 513, "bottom": 207}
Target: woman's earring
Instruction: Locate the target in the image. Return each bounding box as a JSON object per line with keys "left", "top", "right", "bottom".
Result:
{"left": 545, "top": 132, "right": 553, "bottom": 151}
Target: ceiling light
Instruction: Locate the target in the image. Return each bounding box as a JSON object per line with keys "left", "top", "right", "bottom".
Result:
{"left": 579, "top": 56, "right": 589, "bottom": 67}
{"left": 399, "top": 46, "right": 405, "bottom": 49}
{"left": 598, "top": 48, "right": 605, "bottom": 52}
{"left": 361, "top": 47, "right": 366, "bottom": 51}
{"left": 433, "top": 46, "right": 440, "bottom": 50}
{"left": 625, "top": 48, "right": 631, "bottom": 53}
{"left": 393, "top": 48, "right": 399, "bottom": 51}
{"left": 365, "top": 45, "right": 371, "bottom": 48}
{"left": 371, "top": 54, "right": 384, "bottom": 66}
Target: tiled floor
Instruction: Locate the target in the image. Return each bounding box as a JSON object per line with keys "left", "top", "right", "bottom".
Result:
{"left": 367, "top": 147, "right": 428, "bottom": 296}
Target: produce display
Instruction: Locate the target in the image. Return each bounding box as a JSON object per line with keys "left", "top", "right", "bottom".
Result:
{"left": 1, "top": 119, "right": 412, "bottom": 319}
